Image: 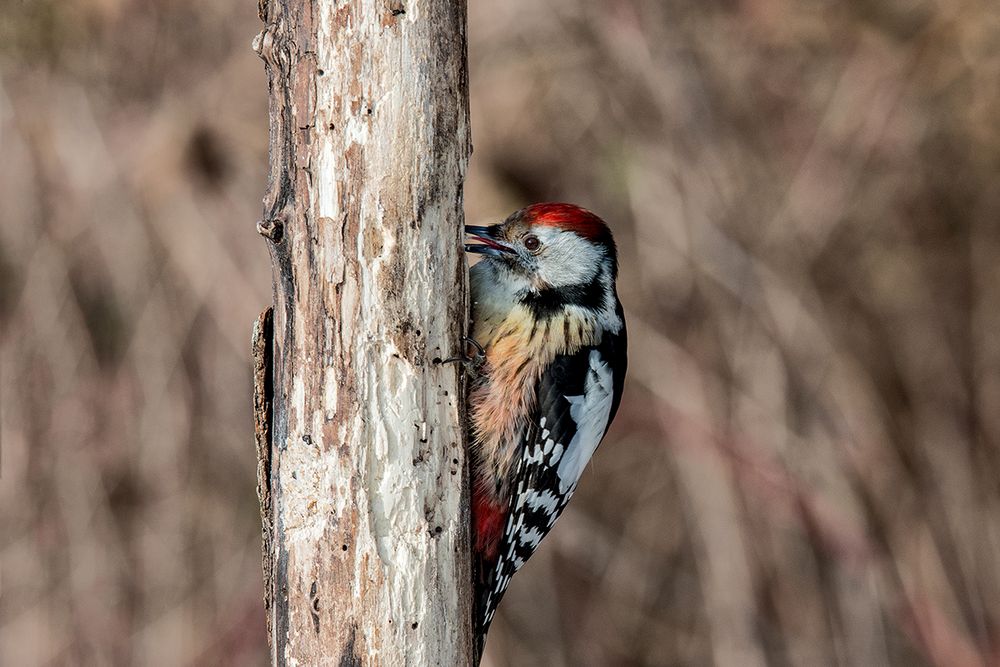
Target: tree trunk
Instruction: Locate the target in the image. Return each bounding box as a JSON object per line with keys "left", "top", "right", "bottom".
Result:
{"left": 251, "top": 1, "right": 472, "bottom": 663}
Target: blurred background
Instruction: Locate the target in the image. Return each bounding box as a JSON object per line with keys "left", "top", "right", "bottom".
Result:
{"left": 3, "top": 0, "right": 1000, "bottom": 665}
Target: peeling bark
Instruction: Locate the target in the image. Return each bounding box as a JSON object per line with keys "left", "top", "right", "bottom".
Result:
{"left": 252, "top": 1, "right": 473, "bottom": 664}
{"left": 252, "top": 306, "right": 275, "bottom": 644}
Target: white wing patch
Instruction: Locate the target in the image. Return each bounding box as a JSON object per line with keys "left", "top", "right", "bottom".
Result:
{"left": 524, "top": 488, "right": 560, "bottom": 514}
{"left": 518, "top": 527, "right": 545, "bottom": 547}
{"left": 556, "top": 349, "right": 615, "bottom": 494}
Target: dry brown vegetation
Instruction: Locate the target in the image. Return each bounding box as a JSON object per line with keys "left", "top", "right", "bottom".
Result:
{"left": 3, "top": 1, "right": 1000, "bottom": 665}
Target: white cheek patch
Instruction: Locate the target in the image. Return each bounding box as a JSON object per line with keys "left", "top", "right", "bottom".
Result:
{"left": 475, "top": 255, "right": 535, "bottom": 296}
{"left": 535, "top": 229, "right": 603, "bottom": 288}
{"left": 556, "top": 349, "right": 615, "bottom": 494}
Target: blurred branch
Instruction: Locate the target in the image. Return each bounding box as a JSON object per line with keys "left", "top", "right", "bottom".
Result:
{"left": 628, "top": 315, "right": 989, "bottom": 667}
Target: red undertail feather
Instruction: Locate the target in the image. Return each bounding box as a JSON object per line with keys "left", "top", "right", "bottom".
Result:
{"left": 473, "top": 486, "right": 506, "bottom": 562}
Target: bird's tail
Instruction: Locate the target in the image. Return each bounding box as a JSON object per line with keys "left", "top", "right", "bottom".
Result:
{"left": 473, "top": 554, "right": 491, "bottom": 665}
{"left": 473, "top": 548, "right": 508, "bottom": 665}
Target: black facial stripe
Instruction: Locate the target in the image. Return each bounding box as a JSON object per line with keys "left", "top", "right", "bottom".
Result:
{"left": 518, "top": 276, "right": 607, "bottom": 319}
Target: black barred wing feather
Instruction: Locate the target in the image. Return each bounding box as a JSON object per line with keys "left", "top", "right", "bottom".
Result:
{"left": 475, "top": 326, "right": 626, "bottom": 653}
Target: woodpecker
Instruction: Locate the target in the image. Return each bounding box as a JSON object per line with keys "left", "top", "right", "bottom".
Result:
{"left": 465, "top": 203, "right": 627, "bottom": 660}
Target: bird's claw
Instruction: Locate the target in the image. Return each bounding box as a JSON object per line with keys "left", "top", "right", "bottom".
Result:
{"left": 440, "top": 336, "right": 486, "bottom": 366}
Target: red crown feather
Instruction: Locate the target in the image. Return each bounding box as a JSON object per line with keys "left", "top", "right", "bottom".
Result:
{"left": 519, "top": 203, "right": 612, "bottom": 244}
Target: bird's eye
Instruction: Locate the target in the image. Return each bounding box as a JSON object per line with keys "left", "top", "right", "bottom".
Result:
{"left": 524, "top": 235, "right": 541, "bottom": 251}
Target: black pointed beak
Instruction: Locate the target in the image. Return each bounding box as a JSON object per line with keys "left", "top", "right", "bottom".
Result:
{"left": 465, "top": 225, "right": 514, "bottom": 256}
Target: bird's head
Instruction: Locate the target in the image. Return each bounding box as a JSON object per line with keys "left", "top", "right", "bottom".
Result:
{"left": 466, "top": 203, "right": 618, "bottom": 293}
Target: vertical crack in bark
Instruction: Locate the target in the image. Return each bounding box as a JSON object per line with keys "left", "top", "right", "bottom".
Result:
{"left": 338, "top": 626, "right": 362, "bottom": 667}
{"left": 309, "top": 579, "right": 321, "bottom": 634}
{"left": 252, "top": 306, "right": 276, "bottom": 645}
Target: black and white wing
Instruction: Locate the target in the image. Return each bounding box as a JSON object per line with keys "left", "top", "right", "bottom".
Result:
{"left": 475, "top": 325, "right": 627, "bottom": 649}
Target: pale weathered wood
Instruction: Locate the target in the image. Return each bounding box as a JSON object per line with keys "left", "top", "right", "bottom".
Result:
{"left": 252, "top": 0, "right": 472, "bottom": 663}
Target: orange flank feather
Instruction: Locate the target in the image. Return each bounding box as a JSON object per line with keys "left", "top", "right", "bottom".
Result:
{"left": 469, "top": 303, "right": 601, "bottom": 494}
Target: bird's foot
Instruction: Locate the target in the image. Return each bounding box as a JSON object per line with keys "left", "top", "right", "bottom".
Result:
{"left": 439, "top": 337, "right": 486, "bottom": 366}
